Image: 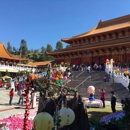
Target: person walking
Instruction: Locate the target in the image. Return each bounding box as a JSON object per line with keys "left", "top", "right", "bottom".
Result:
{"left": 9, "top": 88, "right": 14, "bottom": 105}
{"left": 111, "top": 91, "right": 116, "bottom": 113}
{"left": 17, "top": 83, "right": 24, "bottom": 105}
{"left": 99, "top": 89, "right": 106, "bottom": 108}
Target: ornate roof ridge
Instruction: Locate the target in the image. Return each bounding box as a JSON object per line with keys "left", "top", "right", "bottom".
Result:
{"left": 61, "top": 14, "right": 130, "bottom": 43}
{"left": 0, "top": 42, "right": 28, "bottom": 61}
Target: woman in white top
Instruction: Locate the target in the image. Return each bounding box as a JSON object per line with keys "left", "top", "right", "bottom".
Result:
{"left": 31, "top": 89, "right": 37, "bottom": 109}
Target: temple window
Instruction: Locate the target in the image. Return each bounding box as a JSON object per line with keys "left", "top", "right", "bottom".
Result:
{"left": 76, "top": 40, "right": 79, "bottom": 45}
{"left": 90, "top": 37, "right": 93, "bottom": 43}
{"left": 73, "top": 41, "right": 76, "bottom": 46}
{"left": 128, "top": 29, "right": 130, "bottom": 36}
{"left": 121, "top": 31, "right": 125, "bottom": 36}
{"left": 85, "top": 38, "right": 89, "bottom": 44}
{"left": 95, "top": 36, "right": 99, "bottom": 42}
{"left": 112, "top": 33, "right": 116, "bottom": 39}
{"left": 108, "top": 33, "right": 112, "bottom": 39}
{"left": 97, "top": 36, "right": 101, "bottom": 42}
{"left": 103, "top": 34, "right": 106, "bottom": 40}
{"left": 101, "top": 35, "right": 105, "bottom": 41}
{"left": 81, "top": 39, "right": 85, "bottom": 44}
{"left": 88, "top": 38, "right": 90, "bottom": 43}
{"left": 115, "top": 32, "right": 119, "bottom": 39}
{"left": 92, "top": 37, "right": 95, "bottom": 42}
{"left": 79, "top": 39, "right": 82, "bottom": 45}
{"left": 125, "top": 30, "right": 129, "bottom": 37}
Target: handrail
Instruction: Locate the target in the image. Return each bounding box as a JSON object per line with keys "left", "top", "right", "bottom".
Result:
{"left": 76, "top": 71, "right": 85, "bottom": 78}
{"left": 75, "top": 76, "right": 91, "bottom": 89}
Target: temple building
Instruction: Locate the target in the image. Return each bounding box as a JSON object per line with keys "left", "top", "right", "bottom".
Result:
{"left": 0, "top": 42, "right": 52, "bottom": 76}
{"left": 47, "top": 14, "right": 130, "bottom": 66}
{"left": 0, "top": 42, "right": 28, "bottom": 75}
{"left": 0, "top": 42, "right": 28, "bottom": 65}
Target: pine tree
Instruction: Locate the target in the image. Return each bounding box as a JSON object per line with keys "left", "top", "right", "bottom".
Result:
{"left": 46, "top": 44, "right": 53, "bottom": 52}
{"left": 19, "top": 39, "right": 28, "bottom": 57}
{"left": 56, "top": 41, "right": 63, "bottom": 50}
{"left": 5, "top": 70, "right": 10, "bottom": 77}
{"left": 7, "top": 42, "right": 12, "bottom": 53}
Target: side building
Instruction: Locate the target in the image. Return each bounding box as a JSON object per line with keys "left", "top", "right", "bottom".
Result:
{"left": 0, "top": 42, "right": 28, "bottom": 76}
{"left": 47, "top": 14, "right": 130, "bottom": 67}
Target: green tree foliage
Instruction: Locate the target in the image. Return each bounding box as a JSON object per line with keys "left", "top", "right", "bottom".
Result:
{"left": 56, "top": 41, "right": 63, "bottom": 50}
{"left": 5, "top": 69, "right": 10, "bottom": 77}
{"left": 7, "top": 42, "right": 12, "bottom": 53}
{"left": 41, "top": 46, "right": 46, "bottom": 54}
{"left": 34, "top": 49, "right": 39, "bottom": 53}
{"left": 0, "top": 72, "right": 2, "bottom": 77}
{"left": 66, "top": 44, "right": 71, "bottom": 48}
{"left": 12, "top": 46, "right": 19, "bottom": 55}
{"left": 32, "top": 53, "right": 38, "bottom": 59}
{"left": 39, "top": 54, "right": 47, "bottom": 61}
{"left": 46, "top": 44, "right": 53, "bottom": 52}
{"left": 20, "top": 39, "right": 28, "bottom": 58}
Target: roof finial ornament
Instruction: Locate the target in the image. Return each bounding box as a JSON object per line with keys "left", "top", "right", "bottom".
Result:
{"left": 99, "top": 19, "right": 102, "bottom": 23}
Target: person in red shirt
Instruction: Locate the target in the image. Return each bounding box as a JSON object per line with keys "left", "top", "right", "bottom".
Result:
{"left": 9, "top": 88, "right": 14, "bottom": 105}
{"left": 99, "top": 89, "right": 106, "bottom": 108}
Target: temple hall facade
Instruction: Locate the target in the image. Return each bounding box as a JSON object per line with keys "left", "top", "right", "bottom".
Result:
{"left": 47, "top": 14, "right": 130, "bottom": 66}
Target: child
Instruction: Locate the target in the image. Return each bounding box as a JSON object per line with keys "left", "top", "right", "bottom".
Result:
{"left": 9, "top": 88, "right": 14, "bottom": 105}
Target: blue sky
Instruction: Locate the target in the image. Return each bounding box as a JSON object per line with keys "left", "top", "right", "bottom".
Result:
{"left": 0, "top": 0, "right": 130, "bottom": 51}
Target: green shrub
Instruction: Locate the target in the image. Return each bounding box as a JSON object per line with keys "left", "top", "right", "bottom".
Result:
{"left": 5, "top": 69, "right": 10, "bottom": 77}
{"left": 0, "top": 72, "right": 2, "bottom": 77}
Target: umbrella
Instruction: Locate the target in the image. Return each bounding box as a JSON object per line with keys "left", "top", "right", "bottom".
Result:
{"left": 2, "top": 76, "right": 11, "bottom": 79}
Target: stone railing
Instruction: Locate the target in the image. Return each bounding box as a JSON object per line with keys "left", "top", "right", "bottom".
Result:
{"left": 0, "top": 64, "right": 36, "bottom": 73}
{"left": 52, "top": 66, "right": 67, "bottom": 71}
{"left": 105, "top": 64, "right": 129, "bottom": 89}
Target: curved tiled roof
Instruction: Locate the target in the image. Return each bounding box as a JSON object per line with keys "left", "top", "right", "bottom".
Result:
{"left": 0, "top": 42, "right": 28, "bottom": 61}
{"left": 27, "top": 61, "right": 52, "bottom": 66}
{"left": 61, "top": 14, "right": 130, "bottom": 43}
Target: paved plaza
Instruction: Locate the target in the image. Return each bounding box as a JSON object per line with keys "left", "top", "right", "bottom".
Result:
{"left": 0, "top": 88, "right": 38, "bottom": 119}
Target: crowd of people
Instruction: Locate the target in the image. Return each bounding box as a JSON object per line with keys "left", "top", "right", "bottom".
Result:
{"left": 8, "top": 79, "right": 37, "bottom": 109}
{"left": 4, "top": 63, "right": 117, "bottom": 114}
{"left": 71, "top": 63, "right": 105, "bottom": 72}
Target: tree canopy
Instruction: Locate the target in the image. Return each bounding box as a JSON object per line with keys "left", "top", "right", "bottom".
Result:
{"left": 7, "top": 42, "right": 12, "bottom": 53}
{"left": 41, "top": 46, "right": 46, "bottom": 54}
{"left": 6, "top": 40, "right": 66, "bottom": 62}
{"left": 56, "top": 41, "right": 63, "bottom": 50}
{"left": 46, "top": 44, "right": 53, "bottom": 52}
{"left": 66, "top": 44, "right": 71, "bottom": 48}
{"left": 20, "top": 39, "right": 28, "bottom": 58}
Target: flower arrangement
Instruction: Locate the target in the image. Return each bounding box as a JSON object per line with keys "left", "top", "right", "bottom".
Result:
{"left": 123, "top": 68, "right": 129, "bottom": 75}
{"left": 114, "top": 67, "right": 120, "bottom": 73}
{"left": 101, "top": 111, "right": 125, "bottom": 122}
{"left": 60, "top": 62, "right": 64, "bottom": 66}
{"left": 53, "top": 63, "right": 57, "bottom": 68}
{"left": 106, "top": 59, "right": 110, "bottom": 65}
{"left": 57, "top": 64, "right": 61, "bottom": 67}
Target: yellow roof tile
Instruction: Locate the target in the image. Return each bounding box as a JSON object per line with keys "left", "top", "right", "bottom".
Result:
{"left": 27, "top": 61, "right": 52, "bottom": 66}
{"left": 0, "top": 42, "right": 28, "bottom": 61}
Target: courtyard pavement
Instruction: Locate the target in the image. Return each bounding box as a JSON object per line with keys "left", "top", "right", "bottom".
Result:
{"left": 0, "top": 88, "right": 38, "bottom": 119}
{"left": 0, "top": 87, "right": 122, "bottom": 119}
